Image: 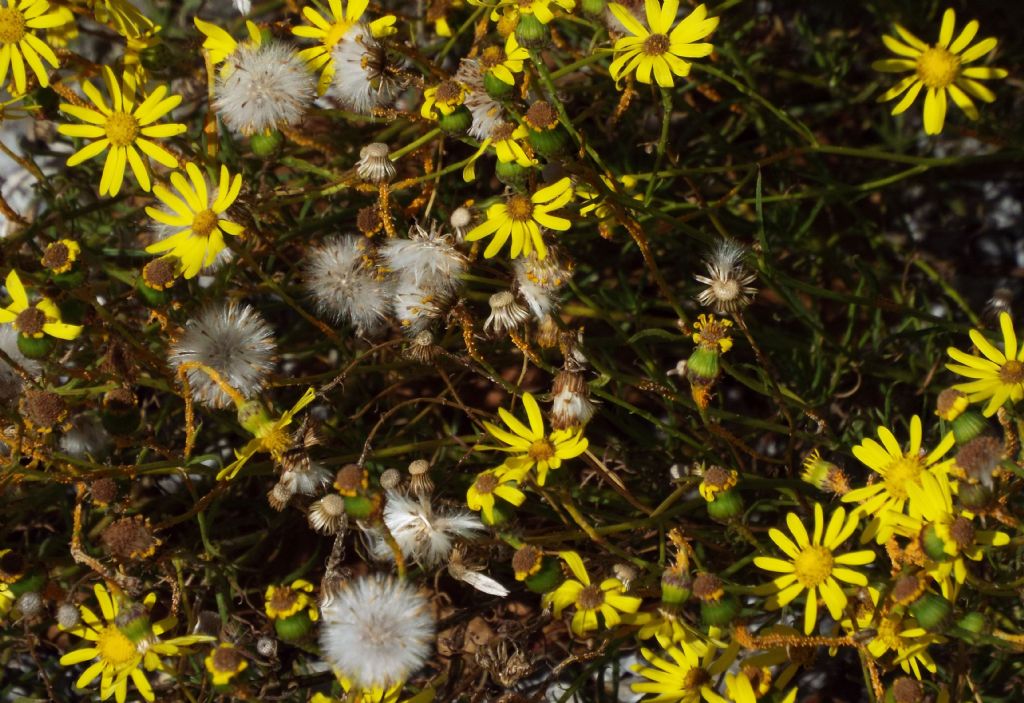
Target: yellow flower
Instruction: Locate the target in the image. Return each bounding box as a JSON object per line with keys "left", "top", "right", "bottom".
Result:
{"left": 842, "top": 416, "right": 955, "bottom": 543}
{"left": 93, "top": 0, "right": 154, "bottom": 38}
{"left": 625, "top": 610, "right": 702, "bottom": 649}
{"left": 839, "top": 587, "right": 940, "bottom": 680}
{"left": 479, "top": 0, "right": 574, "bottom": 25}
{"left": 58, "top": 67, "right": 185, "bottom": 196}
{"left": 420, "top": 79, "right": 467, "bottom": 120}
{"left": 465, "top": 177, "right": 573, "bottom": 260}
{"left": 466, "top": 467, "right": 526, "bottom": 523}
{"left": 692, "top": 314, "right": 733, "bottom": 353}
{"left": 314, "top": 679, "right": 435, "bottom": 703}
{"left": 59, "top": 583, "right": 213, "bottom": 703}
{"left": 631, "top": 636, "right": 738, "bottom": 703}
{"left": 891, "top": 470, "right": 1009, "bottom": 591}
{"left": 874, "top": 8, "right": 1007, "bottom": 135}
{"left": 292, "top": 0, "right": 396, "bottom": 93}
{"left": 44, "top": 6, "right": 77, "bottom": 48}
{"left": 264, "top": 579, "right": 318, "bottom": 621}
{"left": 0, "top": 270, "right": 82, "bottom": 340}
{"left": 480, "top": 33, "right": 529, "bottom": 85}
{"left": 194, "top": 17, "right": 262, "bottom": 70}
{"left": 124, "top": 24, "right": 161, "bottom": 82}
{"left": 723, "top": 669, "right": 797, "bottom": 703}
{"left": 204, "top": 643, "right": 248, "bottom": 686}
{"left": 144, "top": 163, "right": 245, "bottom": 280}
{"left": 478, "top": 391, "right": 588, "bottom": 485}
{"left": 946, "top": 312, "right": 1024, "bottom": 416}
{"left": 754, "top": 503, "right": 875, "bottom": 635}
{"left": 217, "top": 387, "right": 317, "bottom": 480}
{"left": 544, "top": 551, "right": 641, "bottom": 635}
{"left": 608, "top": 1, "right": 718, "bottom": 88}
{"left": 0, "top": 0, "right": 65, "bottom": 95}
{"left": 578, "top": 174, "right": 641, "bottom": 235}
{"left": 461, "top": 122, "right": 536, "bottom": 182}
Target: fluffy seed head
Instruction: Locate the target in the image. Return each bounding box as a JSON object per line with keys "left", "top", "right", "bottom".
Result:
{"left": 56, "top": 601, "right": 81, "bottom": 628}
{"left": 455, "top": 59, "right": 504, "bottom": 141}
{"left": 392, "top": 279, "right": 447, "bottom": 335}
{"left": 694, "top": 239, "right": 757, "bottom": 313}
{"left": 550, "top": 370, "right": 595, "bottom": 430}
{"left": 59, "top": 414, "right": 111, "bottom": 459}
{"left": 514, "top": 251, "right": 572, "bottom": 320}
{"left": 371, "top": 491, "right": 484, "bottom": 567}
{"left": 169, "top": 302, "right": 277, "bottom": 409}
{"left": 215, "top": 42, "right": 316, "bottom": 135}
{"left": 304, "top": 236, "right": 394, "bottom": 336}
{"left": 256, "top": 636, "right": 277, "bottom": 658}
{"left": 382, "top": 222, "right": 467, "bottom": 297}
{"left": 15, "top": 591, "right": 42, "bottom": 617}
{"left": 319, "top": 574, "right": 435, "bottom": 687}
{"left": 327, "top": 23, "right": 395, "bottom": 115}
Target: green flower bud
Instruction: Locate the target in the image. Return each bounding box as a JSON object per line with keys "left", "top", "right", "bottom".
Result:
{"left": 706, "top": 489, "right": 744, "bottom": 521}
{"left": 515, "top": 13, "right": 548, "bottom": 48}
{"left": 909, "top": 592, "right": 952, "bottom": 631}
{"left": 438, "top": 105, "right": 472, "bottom": 135}
{"left": 274, "top": 611, "right": 313, "bottom": 641}
{"left": 17, "top": 334, "right": 53, "bottom": 360}
{"left": 250, "top": 130, "right": 284, "bottom": 157}
{"left": 952, "top": 410, "right": 987, "bottom": 444}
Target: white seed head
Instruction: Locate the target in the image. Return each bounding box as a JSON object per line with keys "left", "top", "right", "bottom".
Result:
{"left": 169, "top": 302, "right": 277, "bottom": 409}
{"left": 215, "top": 42, "right": 316, "bottom": 135}
{"left": 305, "top": 236, "right": 395, "bottom": 336}
{"left": 15, "top": 591, "right": 42, "bottom": 617}
{"left": 280, "top": 462, "right": 332, "bottom": 496}
{"left": 371, "top": 491, "right": 484, "bottom": 568}
{"left": 256, "top": 636, "right": 277, "bottom": 658}
{"left": 319, "top": 574, "right": 435, "bottom": 688}
{"left": 382, "top": 222, "right": 467, "bottom": 296}
{"left": 326, "top": 23, "right": 395, "bottom": 115}
{"left": 694, "top": 239, "right": 757, "bottom": 313}
{"left": 308, "top": 494, "right": 348, "bottom": 534}
{"left": 484, "top": 290, "right": 530, "bottom": 335}
{"left": 56, "top": 601, "right": 81, "bottom": 628}
{"left": 455, "top": 59, "right": 504, "bottom": 141}
{"left": 0, "top": 326, "right": 41, "bottom": 404}
{"left": 59, "top": 414, "right": 111, "bottom": 460}
{"left": 392, "top": 279, "right": 447, "bottom": 336}
{"left": 357, "top": 143, "right": 396, "bottom": 184}
{"left": 449, "top": 206, "right": 474, "bottom": 241}
{"left": 514, "top": 252, "right": 572, "bottom": 320}
{"left": 550, "top": 370, "right": 596, "bottom": 430}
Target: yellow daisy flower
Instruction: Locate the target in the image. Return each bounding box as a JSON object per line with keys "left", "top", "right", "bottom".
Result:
{"left": 692, "top": 314, "right": 733, "bottom": 353}
{"left": 217, "top": 387, "right": 317, "bottom": 480}
{"left": 93, "top": 0, "right": 154, "bottom": 38}
{"left": 874, "top": 8, "right": 1008, "bottom": 135}
{"left": 204, "top": 643, "right": 248, "bottom": 686}
{"left": 891, "top": 470, "right": 1009, "bottom": 590}
{"left": 480, "top": 33, "right": 529, "bottom": 85}
{"left": 631, "top": 636, "right": 739, "bottom": 703}
{"left": 144, "top": 163, "right": 245, "bottom": 280}
{"left": 840, "top": 587, "right": 940, "bottom": 680}
{"left": 480, "top": 0, "right": 574, "bottom": 25}
{"left": 754, "top": 503, "right": 875, "bottom": 635}
{"left": 465, "top": 177, "right": 573, "bottom": 260}
{"left": 264, "top": 578, "right": 318, "bottom": 620}
{"left": 313, "top": 680, "right": 435, "bottom": 703}
{"left": 420, "top": 79, "right": 467, "bottom": 120}
{"left": 946, "top": 311, "right": 1024, "bottom": 417}
{"left": 478, "top": 391, "right": 588, "bottom": 485}
{"left": 723, "top": 669, "right": 797, "bottom": 703}
{"left": 544, "top": 551, "right": 641, "bottom": 635}
{"left": 194, "top": 17, "right": 262, "bottom": 70}
{"left": 608, "top": 1, "right": 718, "bottom": 88}
{"left": 292, "top": 0, "right": 396, "bottom": 93}
{"left": 466, "top": 467, "right": 527, "bottom": 523}
{"left": 841, "top": 415, "right": 955, "bottom": 543}
{"left": 58, "top": 67, "right": 185, "bottom": 196}
{"left": 44, "top": 6, "right": 77, "bottom": 48}
{"left": 58, "top": 582, "right": 213, "bottom": 703}
{"left": 0, "top": 0, "right": 65, "bottom": 95}
{"left": 461, "top": 122, "right": 536, "bottom": 182}
{"left": 0, "top": 270, "right": 82, "bottom": 340}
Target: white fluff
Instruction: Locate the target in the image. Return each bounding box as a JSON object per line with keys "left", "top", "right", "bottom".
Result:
{"left": 514, "top": 253, "right": 572, "bottom": 321}
{"left": 327, "top": 23, "right": 393, "bottom": 115}
{"left": 215, "top": 42, "right": 316, "bottom": 135}
{"left": 232, "top": 0, "right": 250, "bottom": 13}
{"left": 59, "top": 414, "right": 111, "bottom": 460}
{"left": 455, "top": 59, "right": 504, "bottom": 141}
{"left": 392, "top": 279, "right": 446, "bottom": 335}
{"left": 370, "top": 491, "right": 485, "bottom": 567}
{"left": 168, "top": 302, "right": 277, "bottom": 409}
{"left": 381, "top": 223, "right": 467, "bottom": 297}
{"left": 304, "top": 236, "right": 394, "bottom": 336}
{"left": 319, "top": 574, "right": 434, "bottom": 688}
{"left": 0, "top": 326, "right": 41, "bottom": 404}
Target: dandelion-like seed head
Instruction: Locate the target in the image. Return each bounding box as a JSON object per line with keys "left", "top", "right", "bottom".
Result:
{"left": 484, "top": 290, "right": 530, "bottom": 335}
{"left": 319, "top": 573, "right": 435, "bottom": 688}
{"left": 382, "top": 222, "right": 467, "bottom": 296}
{"left": 169, "top": 302, "right": 277, "bottom": 409}
{"left": 305, "top": 236, "right": 394, "bottom": 336}
{"left": 215, "top": 42, "right": 316, "bottom": 136}
{"left": 328, "top": 24, "right": 395, "bottom": 115}
{"left": 694, "top": 239, "right": 757, "bottom": 313}
{"left": 372, "top": 490, "right": 484, "bottom": 567}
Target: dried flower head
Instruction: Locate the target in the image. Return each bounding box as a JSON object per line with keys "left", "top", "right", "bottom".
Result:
{"left": 370, "top": 491, "right": 484, "bottom": 567}
{"left": 405, "top": 329, "right": 439, "bottom": 363}
{"left": 694, "top": 239, "right": 757, "bottom": 313}
{"left": 550, "top": 369, "right": 595, "bottom": 430}
{"left": 484, "top": 290, "right": 530, "bottom": 335}
{"left": 356, "top": 142, "right": 396, "bottom": 184}
{"left": 327, "top": 23, "right": 395, "bottom": 114}
{"left": 59, "top": 414, "right": 111, "bottom": 459}
{"left": 407, "top": 458, "right": 434, "bottom": 497}
{"left": 514, "top": 250, "right": 572, "bottom": 321}
{"left": 308, "top": 493, "right": 348, "bottom": 534}
{"left": 20, "top": 389, "right": 67, "bottom": 433}
{"left": 101, "top": 515, "right": 160, "bottom": 560}
{"left": 449, "top": 206, "right": 474, "bottom": 241}
{"left": 381, "top": 222, "right": 467, "bottom": 296}
{"left": 169, "top": 302, "right": 277, "bottom": 409}
{"left": 319, "top": 574, "right": 435, "bottom": 688}
{"left": 215, "top": 42, "right": 316, "bottom": 135}
{"left": 455, "top": 59, "right": 504, "bottom": 141}
{"left": 955, "top": 435, "right": 1003, "bottom": 487}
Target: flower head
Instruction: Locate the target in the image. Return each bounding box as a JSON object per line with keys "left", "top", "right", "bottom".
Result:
{"left": 608, "top": 1, "right": 718, "bottom": 88}
{"left": 754, "top": 503, "right": 876, "bottom": 635}
{"left": 381, "top": 223, "right": 467, "bottom": 297}
{"left": 194, "top": 17, "right": 262, "bottom": 69}
{"left": 265, "top": 579, "right": 318, "bottom": 620}
{"left": 692, "top": 314, "right": 733, "bottom": 353}
{"left": 145, "top": 163, "right": 245, "bottom": 279}
{"left": 839, "top": 587, "right": 941, "bottom": 680}
{"left": 466, "top": 468, "right": 527, "bottom": 523}
{"left": 544, "top": 551, "right": 641, "bottom": 635}
{"left": 946, "top": 312, "right": 1024, "bottom": 417}
{"left": 630, "top": 636, "right": 738, "bottom": 703}
{"left": 169, "top": 302, "right": 276, "bottom": 409}
{"left": 293, "top": 0, "right": 396, "bottom": 94}
{"left": 842, "top": 416, "right": 955, "bottom": 543}
{"left": 204, "top": 643, "right": 248, "bottom": 686}
{"left": 479, "top": 392, "right": 588, "bottom": 485}
{"left": 694, "top": 239, "right": 757, "bottom": 314}
{"left": 58, "top": 583, "right": 213, "bottom": 702}
{"left": 319, "top": 574, "right": 434, "bottom": 688}
{"left": 874, "top": 8, "right": 1008, "bottom": 135}
{"left": 480, "top": 33, "right": 528, "bottom": 85}
{"left": 465, "top": 177, "right": 573, "bottom": 260}
{"left": 0, "top": 0, "right": 65, "bottom": 95}
{"left": 218, "top": 386, "right": 317, "bottom": 480}
{"left": 0, "top": 270, "right": 82, "bottom": 340}
{"left": 58, "top": 68, "right": 185, "bottom": 196}
{"left": 420, "top": 79, "right": 467, "bottom": 120}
